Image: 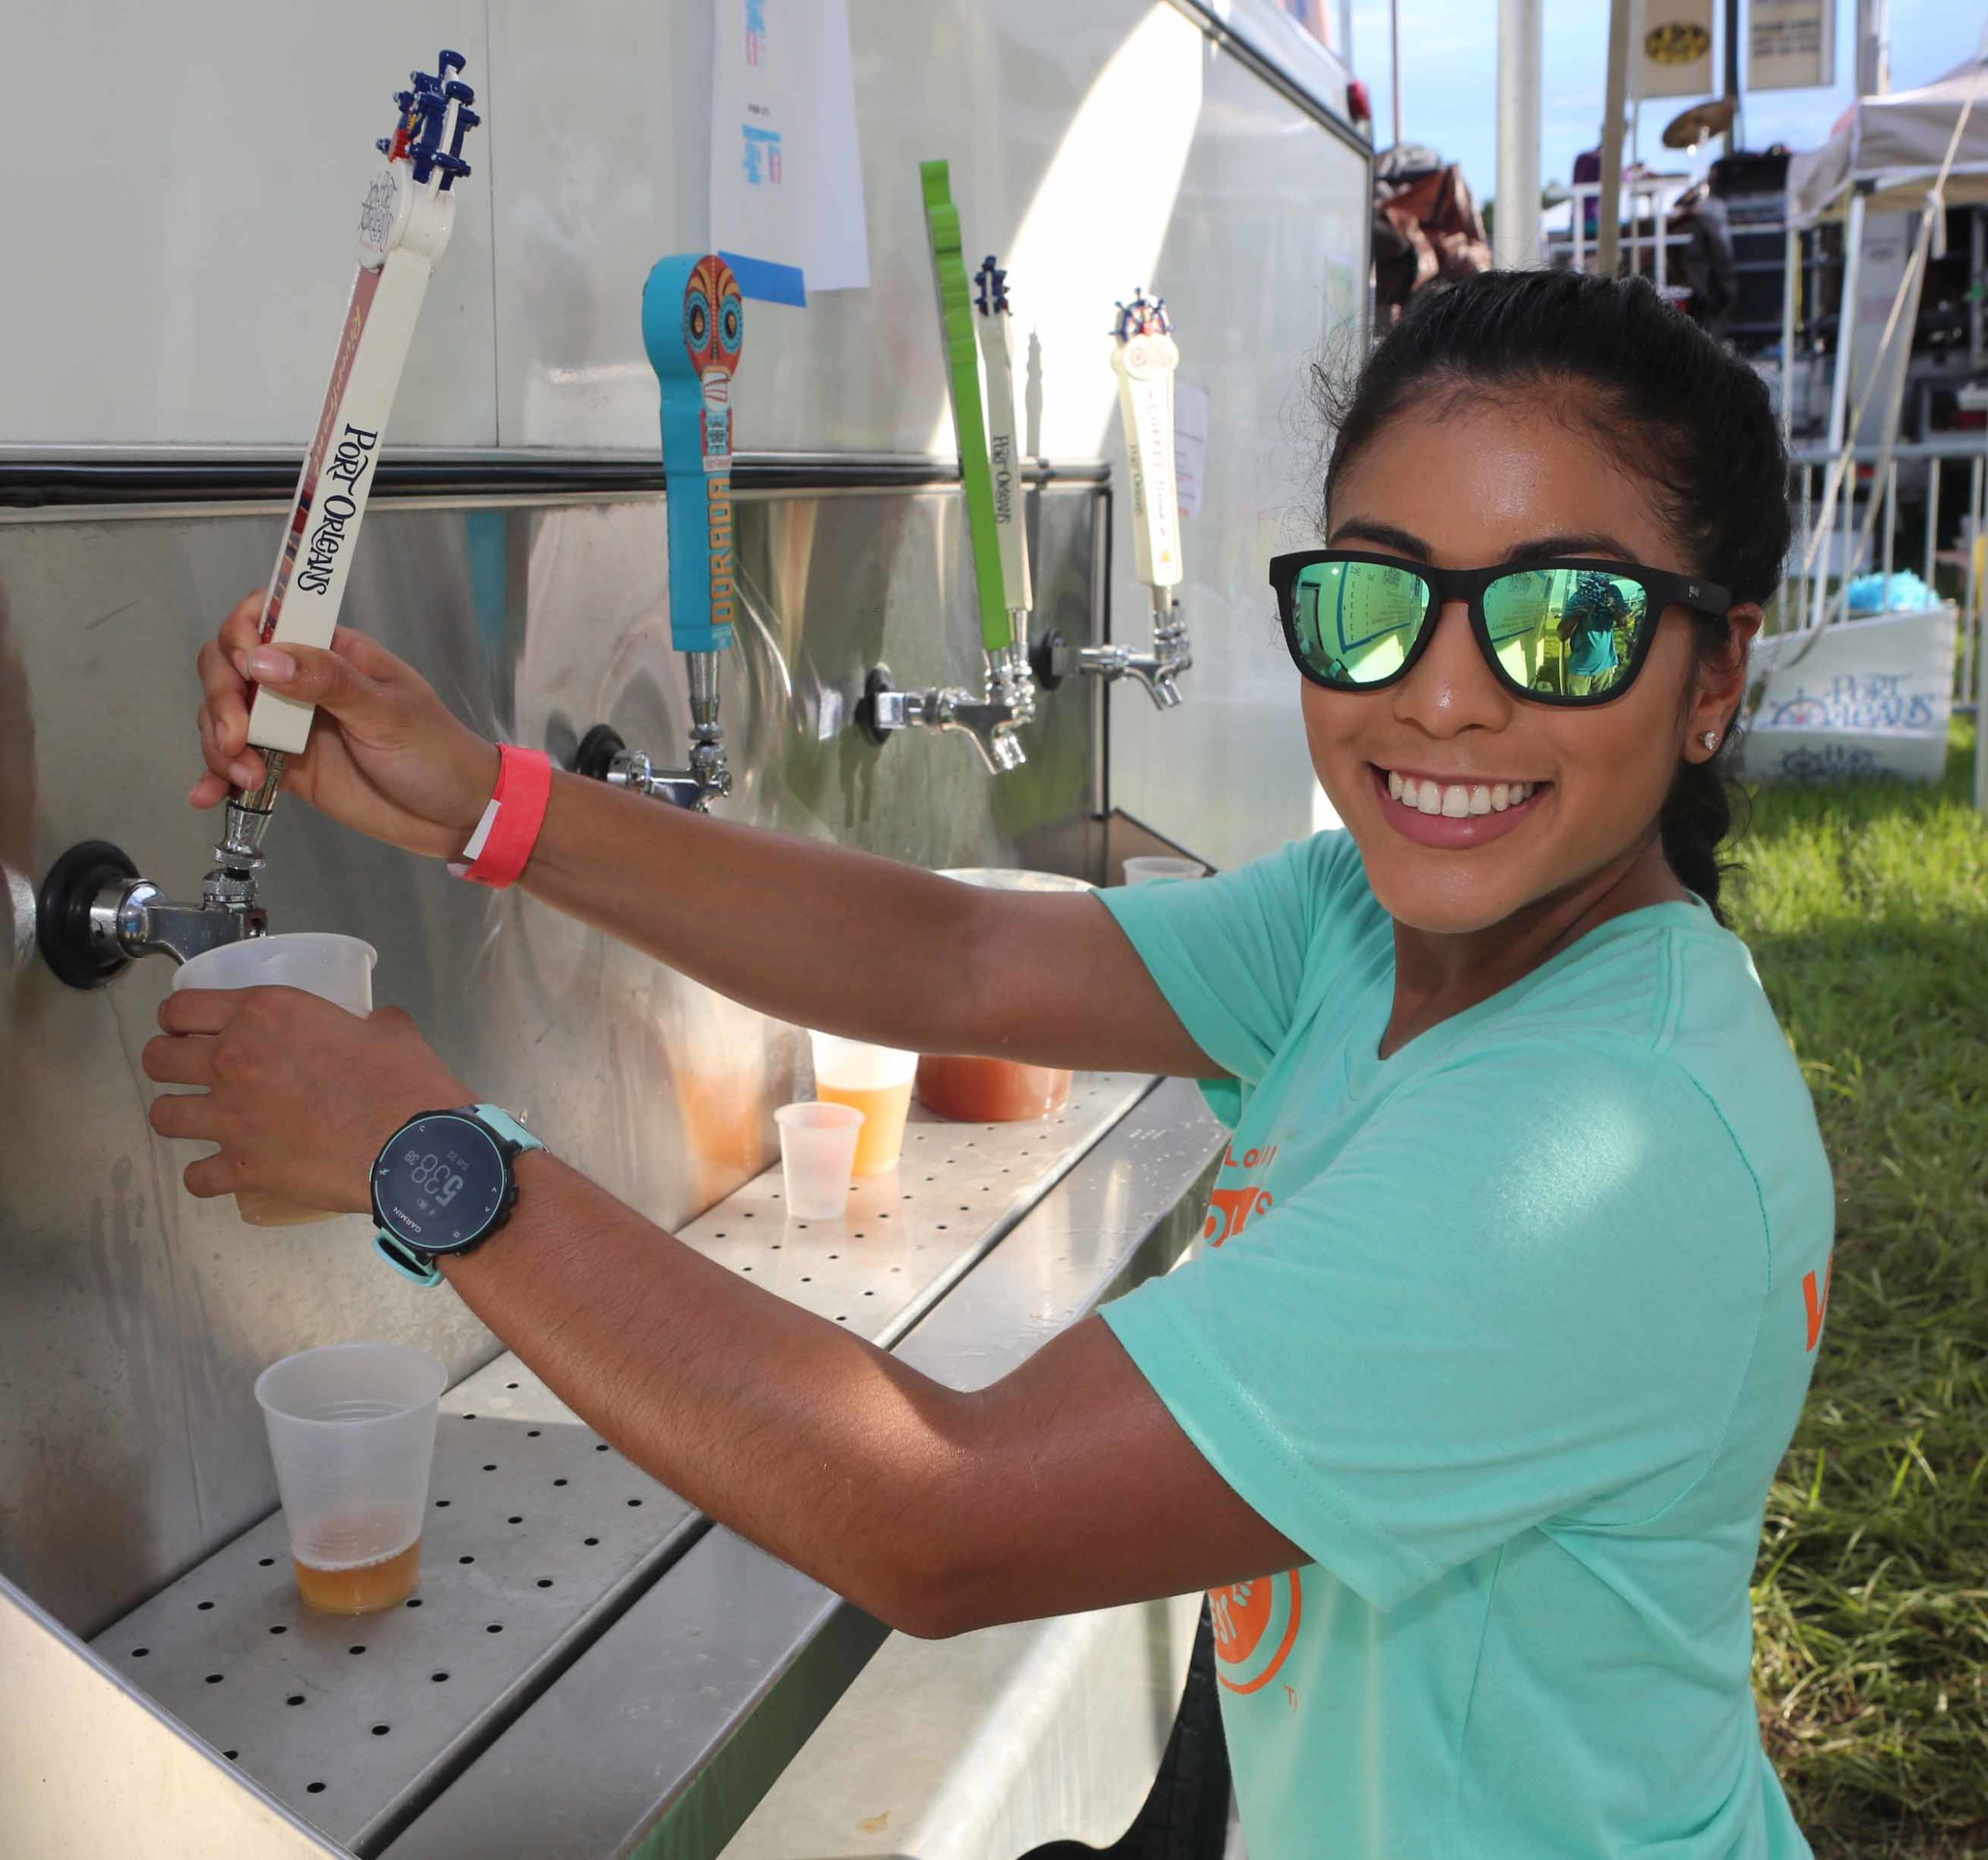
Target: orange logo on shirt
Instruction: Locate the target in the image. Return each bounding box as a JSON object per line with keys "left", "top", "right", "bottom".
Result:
{"left": 1202, "top": 1142, "right": 1278, "bottom": 1246}
{"left": 1802, "top": 1260, "right": 1832, "bottom": 1352}
{"left": 1210, "top": 1569, "right": 1304, "bottom": 1695}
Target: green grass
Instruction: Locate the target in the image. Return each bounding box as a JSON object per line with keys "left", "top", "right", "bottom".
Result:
{"left": 1730, "top": 718, "right": 1988, "bottom": 1858}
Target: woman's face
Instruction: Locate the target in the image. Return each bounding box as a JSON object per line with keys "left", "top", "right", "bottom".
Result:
{"left": 1306, "top": 391, "right": 1741, "bottom": 936}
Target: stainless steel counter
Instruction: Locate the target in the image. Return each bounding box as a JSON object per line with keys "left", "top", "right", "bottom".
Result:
{"left": 64, "top": 1076, "right": 1222, "bottom": 1859}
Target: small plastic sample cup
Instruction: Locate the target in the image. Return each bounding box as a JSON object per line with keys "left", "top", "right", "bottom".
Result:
{"left": 172, "top": 933, "right": 377, "bottom": 1226}
{"left": 1121, "top": 856, "right": 1208, "bottom": 885}
{"left": 254, "top": 1342, "right": 447, "bottom": 1615}
{"left": 808, "top": 1031, "right": 918, "bottom": 1176}
{"left": 775, "top": 1102, "right": 866, "bottom": 1220}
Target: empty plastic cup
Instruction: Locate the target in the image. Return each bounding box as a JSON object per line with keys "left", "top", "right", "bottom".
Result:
{"left": 809, "top": 1031, "right": 917, "bottom": 1175}
{"left": 172, "top": 933, "right": 377, "bottom": 1226}
{"left": 775, "top": 1101, "right": 865, "bottom": 1220}
{"left": 1122, "top": 856, "right": 1208, "bottom": 885}
{"left": 254, "top": 1342, "right": 447, "bottom": 1615}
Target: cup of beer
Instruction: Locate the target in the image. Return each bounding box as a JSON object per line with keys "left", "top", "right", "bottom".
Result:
{"left": 808, "top": 1031, "right": 917, "bottom": 1176}
{"left": 255, "top": 1342, "right": 447, "bottom": 1615}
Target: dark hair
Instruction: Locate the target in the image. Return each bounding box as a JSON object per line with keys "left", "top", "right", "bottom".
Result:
{"left": 1319, "top": 269, "right": 1789, "bottom": 923}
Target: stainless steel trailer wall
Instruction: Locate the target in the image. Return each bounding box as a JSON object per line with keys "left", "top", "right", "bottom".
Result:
{"left": 1, "top": 0, "right": 1368, "bottom": 1652}
{"left": 1, "top": 479, "right": 1105, "bottom": 1634}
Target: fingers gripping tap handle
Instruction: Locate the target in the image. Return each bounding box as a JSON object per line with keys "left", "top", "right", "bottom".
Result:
{"left": 244, "top": 49, "right": 480, "bottom": 763}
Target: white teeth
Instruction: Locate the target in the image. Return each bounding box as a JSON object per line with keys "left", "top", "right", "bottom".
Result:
{"left": 1383, "top": 771, "right": 1541, "bottom": 817}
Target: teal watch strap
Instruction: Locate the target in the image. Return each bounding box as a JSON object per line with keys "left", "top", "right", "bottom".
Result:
{"left": 471, "top": 1103, "right": 544, "bottom": 1156}
{"left": 373, "top": 1105, "right": 544, "bottom": 1288}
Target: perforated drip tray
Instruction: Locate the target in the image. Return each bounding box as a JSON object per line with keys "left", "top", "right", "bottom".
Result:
{"left": 93, "top": 1074, "right": 1150, "bottom": 1854}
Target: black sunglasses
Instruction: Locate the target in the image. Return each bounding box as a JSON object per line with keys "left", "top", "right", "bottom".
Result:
{"left": 1267, "top": 551, "right": 1732, "bottom": 707}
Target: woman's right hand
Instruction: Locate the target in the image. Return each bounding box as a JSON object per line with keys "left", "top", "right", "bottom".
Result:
{"left": 193, "top": 592, "right": 500, "bottom": 860}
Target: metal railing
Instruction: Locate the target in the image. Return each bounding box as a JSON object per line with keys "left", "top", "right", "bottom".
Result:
{"left": 1781, "top": 436, "right": 1986, "bottom": 721}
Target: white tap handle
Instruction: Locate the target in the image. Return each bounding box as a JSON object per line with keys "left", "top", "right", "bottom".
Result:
{"left": 974, "top": 280, "right": 1033, "bottom": 617}
{"left": 1111, "top": 294, "right": 1182, "bottom": 596}
{"left": 247, "top": 71, "right": 474, "bottom": 756}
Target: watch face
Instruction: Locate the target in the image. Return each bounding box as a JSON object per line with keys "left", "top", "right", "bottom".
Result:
{"left": 373, "top": 1115, "right": 509, "bottom": 1253}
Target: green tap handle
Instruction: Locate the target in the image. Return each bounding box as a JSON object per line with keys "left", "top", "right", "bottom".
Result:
{"left": 920, "top": 159, "right": 1012, "bottom": 659}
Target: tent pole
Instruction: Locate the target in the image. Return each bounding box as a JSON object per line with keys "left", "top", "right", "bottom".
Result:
{"left": 1597, "top": 0, "right": 1630, "bottom": 276}
{"left": 1495, "top": 0, "right": 1543, "bottom": 269}
{"left": 1780, "top": 225, "right": 1799, "bottom": 447}
{"left": 1826, "top": 190, "right": 1865, "bottom": 456}
{"left": 1723, "top": 0, "right": 1741, "bottom": 151}
{"left": 1390, "top": 0, "right": 1402, "bottom": 145}
{"left": 1971, "top": 208, "right": 1984, "bottom": 371}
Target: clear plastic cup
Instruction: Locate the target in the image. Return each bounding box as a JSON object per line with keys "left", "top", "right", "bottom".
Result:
{"left": 774, "top": 1101, "right": 865, "bottom": 1220}
{"left": 809, "top": 1031, "right": 917, "bottom": 1176}
{"left": 1122, "top": 855, "right": 1208, "bottom": 885}
{"left": 172, "top": 933, "right": 377, "bottom": 1226}
{"left": 254, "top": 1342, "right": 447, "bottom": 1615}
{"left": 919, "top": 871, "right": 1093, "bottom": 1123}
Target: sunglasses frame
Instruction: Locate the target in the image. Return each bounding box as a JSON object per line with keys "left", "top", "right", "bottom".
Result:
{"left": 1267, "top": 550, "right": 1733, "bottom": 707}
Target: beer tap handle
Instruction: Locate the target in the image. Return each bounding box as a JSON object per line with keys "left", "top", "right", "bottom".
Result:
{"left": 245, "top": 50, "right": 479, "bottom": 766}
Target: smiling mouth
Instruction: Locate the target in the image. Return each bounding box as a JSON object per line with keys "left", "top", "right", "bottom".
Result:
{"left": 1370, "top": 764, "right": 1552, "bottom": 843}
{"left": 1382, "top": 768, "right": 1543, "bottom": 819}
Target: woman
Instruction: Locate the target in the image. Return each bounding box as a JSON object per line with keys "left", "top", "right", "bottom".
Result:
{"left": 153, "top": 271, "right": 1832, "bottom": 1858}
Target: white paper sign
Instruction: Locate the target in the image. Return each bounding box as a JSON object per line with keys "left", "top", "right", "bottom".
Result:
{"left": 1173, "top": 379, "right": 1210, "bottom": 519}
{"left": 1743, "top": 606, "right": 1956, "bottom": 785}
{"left": 709, "top": 0, "right": 870, "bottom": 301}
{"left": 1630, "top": 0, "right": 1715, "bottom": 100}
{"left": 1750, "top": 0, "right": 1835, "bottom": 91}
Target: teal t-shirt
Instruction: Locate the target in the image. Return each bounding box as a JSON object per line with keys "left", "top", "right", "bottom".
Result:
{"left": 1099, "top": 832, "right": 1834, "bottom": 1860}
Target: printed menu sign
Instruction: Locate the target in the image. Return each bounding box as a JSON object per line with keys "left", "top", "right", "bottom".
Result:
{"left": 710, "top": 0, "right": 871, "bottom": 304}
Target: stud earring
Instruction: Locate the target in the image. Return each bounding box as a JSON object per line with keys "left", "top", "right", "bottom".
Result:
{"left": 1701, "top": 732, "right": 1719, "bottom": 753}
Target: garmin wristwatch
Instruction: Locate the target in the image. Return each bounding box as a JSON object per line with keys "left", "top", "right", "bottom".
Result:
{"left": 371, "top": 1104, "right": 544, "bottom": 1287}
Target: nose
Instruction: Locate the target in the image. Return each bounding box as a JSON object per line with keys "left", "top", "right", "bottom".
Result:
{"left": 1390, "top": 598, "right": 1511, "bottom": 737}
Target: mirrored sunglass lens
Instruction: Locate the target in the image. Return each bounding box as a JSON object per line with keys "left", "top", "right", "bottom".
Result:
{"left": 1291, "top": 561, "right": 1430, "bottom": 686}
{"left": 1483, "top": 569, "right": 1646, "bottom": 700}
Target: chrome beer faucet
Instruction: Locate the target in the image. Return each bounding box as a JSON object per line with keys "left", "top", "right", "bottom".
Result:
{"left": 572, "top": 655, "right": 733, "bottom": 812}
{"left": 860, "top": 654, "right": 1029, "bottom": 775}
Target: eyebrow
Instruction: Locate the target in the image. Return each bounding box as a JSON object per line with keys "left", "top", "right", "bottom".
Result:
{"left": 1325, "top": 520, "right": 1639, "bottom": 565}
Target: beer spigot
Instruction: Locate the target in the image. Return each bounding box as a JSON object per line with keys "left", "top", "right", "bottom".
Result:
{"left": 858, "top": 655, "right": 1028, "bottom": 775}
{"left": 1042, "top": 288, "right": 1192, "bottom": 711}
{"left": 571, "top": 655, "right": 733, "bottom": 813}
{"left": 1041, "top": 596, "right": 1192, "bottom": 710}
{"left": 634, "top": 252, "right": 746, "bottom": 810}
{"left": 37, "top": 808, "right": 271, "bottom": 989}
{"left": 862, "top": 172, "right": 1035, "bottom": 778}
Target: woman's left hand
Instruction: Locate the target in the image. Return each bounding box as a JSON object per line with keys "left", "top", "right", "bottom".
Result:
{"left": 144, "top": 989, "right": 471, "bottom": 1214}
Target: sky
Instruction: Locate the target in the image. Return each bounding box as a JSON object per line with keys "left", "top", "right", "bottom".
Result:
{"left": 1345, "top": 1, "right": 1974, "bottom": 207}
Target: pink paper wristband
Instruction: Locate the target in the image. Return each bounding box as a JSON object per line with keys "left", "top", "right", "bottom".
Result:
{"left": 450, "top": 746, "right": 553, "bottom": 888}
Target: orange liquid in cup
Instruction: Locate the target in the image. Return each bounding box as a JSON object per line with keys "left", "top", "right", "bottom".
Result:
{"left": 294, "top": 1538, "right": 422, "bottom": 1615}
{"left": 916, "top": 1056, "right": 1072, "bottom": 1123}
{"left": 815, "top": 1079, "right": 913, "bottom": 1175}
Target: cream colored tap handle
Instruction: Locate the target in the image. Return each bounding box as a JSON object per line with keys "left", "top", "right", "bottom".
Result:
{"left": 973, "top": 258, "right": 1033, "bottom": 618}
{"left": 1111, "top": 290, "right": 1182, "bottom": 596}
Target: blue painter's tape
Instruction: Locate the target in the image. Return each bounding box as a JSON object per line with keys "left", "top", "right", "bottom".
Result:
{"left": 718, "top": 251, "right": 807, "bottom": 308}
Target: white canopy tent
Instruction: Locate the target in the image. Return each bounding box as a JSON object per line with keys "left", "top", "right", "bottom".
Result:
{"left": 1788, "top": 55, "right": 1988, "bottom": 225}
{"left": 1775, "top": 50, "right": 1988, "bottom": 806}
